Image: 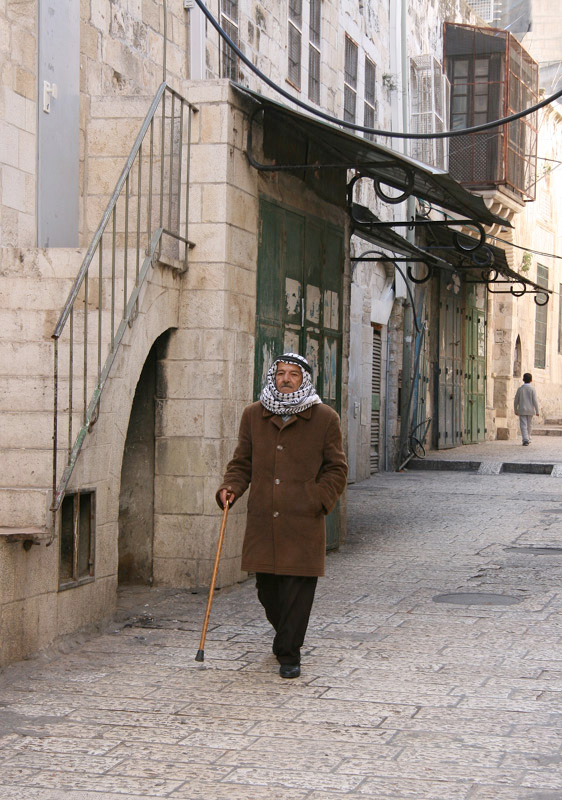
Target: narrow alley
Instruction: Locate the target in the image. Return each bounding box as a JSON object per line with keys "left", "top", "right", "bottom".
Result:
{"left": 1, "top": 441, "right": 562, "bottom": 799}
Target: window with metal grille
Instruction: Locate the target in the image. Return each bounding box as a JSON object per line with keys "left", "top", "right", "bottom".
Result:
{"left": 364, "top": 56, "right": 376, "bottom": 141}
{"left": 445, "top": 23, "right": 538, "bottom": 200}
{"left": 534, "top": 264, "right": 549, "bottom": 368}
{"left": 308, "top": 0, "right": 321, "bottom": 103}
{"left": 59, "top": 491, "right": 95, "bottom": 590}
{"left": 220, "top": 0, "right": 239, "bottom": 81}
{"left": 409, "top": 55, "right": 450, "bottom": 168}
{"left": 344, "top": 36, "right": 358, "bottom": 123}
{"left": 467, "top": 0, "right": 497, "bottom": 23}
{"left": 288, "top": 0, "right": 303, "bottom": 88}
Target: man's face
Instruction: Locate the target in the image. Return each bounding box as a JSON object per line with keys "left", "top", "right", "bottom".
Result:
{"left": 275, "top": 361, "right": 303, "bottom": 393}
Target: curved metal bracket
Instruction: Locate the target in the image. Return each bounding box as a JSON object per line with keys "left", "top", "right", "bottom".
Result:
{"left": 348, "top": 171, "right": 416, "bottom": 207}
{"left": 487, "top": 280, "right": 528, "bottom": 296}
{"left": 246, "top": 107, "right": 274, "bottom": 172}
{"left": 347, "top": 174, "right": 361, "bottom": 211}
{"left": 470, "top": 244, "right": 494, "bottom": 267}
{"left": 452, "top": 222, "right": 486, "bottom": 253}
{"left": 373, "top": 167, "right": 415, "bottom": 204}
{"left": 407, "top": 262, "right": 432, "bottom": 284}
{"left": 534, "top": 292, "right": 549, "bottom": 306}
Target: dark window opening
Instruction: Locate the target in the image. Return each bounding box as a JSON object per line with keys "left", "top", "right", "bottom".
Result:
{"left": 534, "top": 264, "right": 548, "bottom": 369}
{"left": 288, "top": 0, "right": 302, "bottom": 88}
{"left": 344, "top": 36, "right": 358, "bottom": 123}
{"left": 220, "top": 0, "right": 239, "bottom": 81}
{"left": 308, "top": 0, "right": 321, "bottom": 103}
{"left": 364, "top": 56, "right": 376, "bottom": 141}
{"left": 59, "top": 491, "right": 95, "bottom": 589}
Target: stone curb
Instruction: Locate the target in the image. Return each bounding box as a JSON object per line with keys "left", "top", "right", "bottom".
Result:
{"left": 405, "top": 459, "right": 562, "bottom": 476}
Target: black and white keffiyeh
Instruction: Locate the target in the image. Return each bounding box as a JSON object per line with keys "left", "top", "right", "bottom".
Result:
{"left": 259, "top": 353, "right": 322, "bottom": 416}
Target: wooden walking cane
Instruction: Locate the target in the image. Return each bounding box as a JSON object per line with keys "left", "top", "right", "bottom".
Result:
{"left": 195, "top": 500, "right": 229, "bottom": 662}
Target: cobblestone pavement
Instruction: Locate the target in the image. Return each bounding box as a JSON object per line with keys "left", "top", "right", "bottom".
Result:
{"left": 1, "top": 463, "right": 562, "bottom": 799}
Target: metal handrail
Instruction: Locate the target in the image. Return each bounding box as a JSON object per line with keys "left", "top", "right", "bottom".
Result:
{"left": 51, "top": 82, "right": 197, "bottom": 511}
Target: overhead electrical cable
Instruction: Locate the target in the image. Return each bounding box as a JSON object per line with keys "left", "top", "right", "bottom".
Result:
{"left": 193, "top": 0, "right": 562, "bottom": 140}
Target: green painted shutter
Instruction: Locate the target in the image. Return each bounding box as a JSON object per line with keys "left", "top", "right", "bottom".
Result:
{"left": 464, "top": 287, "right": 486, "bottom": 443}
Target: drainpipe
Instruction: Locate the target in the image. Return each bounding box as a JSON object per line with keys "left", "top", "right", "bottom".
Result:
{"left": 163, "top": 0, "right": 167, "bottom": 82}
{"left": 184, "top": 0, "right": 206, "bottom": 80}
{"left": 397, "top": 0, "right": 416, "bottom": 466}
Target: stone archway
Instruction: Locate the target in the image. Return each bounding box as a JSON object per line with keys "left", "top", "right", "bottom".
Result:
{"left": 118, "top": 330, "right": 171, "bottom": 585}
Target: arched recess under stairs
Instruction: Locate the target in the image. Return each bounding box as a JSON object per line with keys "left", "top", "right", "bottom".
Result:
{"left": 118, "top": 329, "right": 172, "bottom": 585}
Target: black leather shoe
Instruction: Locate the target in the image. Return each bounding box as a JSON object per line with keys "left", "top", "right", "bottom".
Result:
{"left": 279, "top": 664, "right": 300, "bottom": 679}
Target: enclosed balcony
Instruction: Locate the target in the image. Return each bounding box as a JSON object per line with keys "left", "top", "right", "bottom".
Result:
{"left": 444, "top": 23, "right": 538, "bottom": 205}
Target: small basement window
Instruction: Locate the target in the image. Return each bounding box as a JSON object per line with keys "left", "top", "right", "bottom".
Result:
{"left": 59, "top": 491, "right": 95, "bottom": 590}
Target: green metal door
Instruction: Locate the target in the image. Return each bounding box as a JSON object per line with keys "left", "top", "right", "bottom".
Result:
{"left": 437, "top": 272, "right": 463, "bottom": 449}
{"left": 255, "top": 198, "right": 344, "bottom": 549}
{"left": 464, "top": 286, "right": 486, "bottom": 443}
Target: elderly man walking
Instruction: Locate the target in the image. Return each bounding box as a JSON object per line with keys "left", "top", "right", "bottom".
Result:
{"left": 514, "top": 372, "right": 540, "bottom": 446}
{"left": 217, "top": 353, "right": 347, "bottom": 678}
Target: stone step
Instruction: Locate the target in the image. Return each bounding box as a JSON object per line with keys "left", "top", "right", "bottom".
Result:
{"left": 544, "top": 419, "right": 562, "bottom": 426}
{"left": 532, "top": 426, "right": 562, "bottom": 436}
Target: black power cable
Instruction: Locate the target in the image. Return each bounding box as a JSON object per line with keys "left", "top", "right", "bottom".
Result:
{"left": 193, "top": 0, "right": 562, "bottom": 140}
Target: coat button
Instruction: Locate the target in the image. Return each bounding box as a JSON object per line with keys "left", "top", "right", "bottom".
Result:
{"left": 277, "top": 445, "right": 283, "bottom": 450}
{"left": 273, "top": 511, "right": 279, "bottom": 518}
{"left": 274, "top": 478, "right": 280, "bottom": 485}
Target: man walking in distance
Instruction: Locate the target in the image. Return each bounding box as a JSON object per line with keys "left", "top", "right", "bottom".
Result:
{"left": 217, "top": 353, "right": 347, "bottom": 679}
{"left": 514, "top": 372, "right": 540, "bottom": 446}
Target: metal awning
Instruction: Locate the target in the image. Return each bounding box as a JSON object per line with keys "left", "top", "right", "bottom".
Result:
{"left": 422, "top": 226, "right": 551, "bottom": 303}
{"left": 233, "top": 84, "right": 510, "bottom": 228}
{"left": 350, "top": 203, "right": 456, "bottom": 271}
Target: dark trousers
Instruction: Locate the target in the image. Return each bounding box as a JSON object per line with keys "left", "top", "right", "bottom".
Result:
{"left": 255, "top": 573, "right": 318, "bottom": 665}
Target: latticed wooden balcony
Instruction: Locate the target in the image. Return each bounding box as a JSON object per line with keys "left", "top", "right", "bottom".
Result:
{"left": 444, "top": 22, "right": 538, "bottom": 204}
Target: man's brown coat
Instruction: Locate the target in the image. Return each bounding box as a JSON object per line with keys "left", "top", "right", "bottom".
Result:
{"left": 217, "top": 401, "right": 348, "bottom": 577}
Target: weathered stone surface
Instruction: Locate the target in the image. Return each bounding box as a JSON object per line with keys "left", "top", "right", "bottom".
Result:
{"left": 2, "top": 467, "right": 562, "bottom": 796}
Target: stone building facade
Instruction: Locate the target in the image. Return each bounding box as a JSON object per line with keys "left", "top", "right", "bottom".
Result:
{"left": 1, "top": 0, "right": 560, "bottom": 666}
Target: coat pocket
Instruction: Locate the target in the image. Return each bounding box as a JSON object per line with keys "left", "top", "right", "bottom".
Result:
{"left": 299, "top": 478, "right": 323, "bottom": 517}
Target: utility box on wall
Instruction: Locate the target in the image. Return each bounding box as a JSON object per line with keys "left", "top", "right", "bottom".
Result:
{"left": 37, "top": 0, "right": 80, "bottom": 247}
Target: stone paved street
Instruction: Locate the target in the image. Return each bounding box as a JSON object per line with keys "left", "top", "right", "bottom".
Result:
{"left": 1, "top": 444, "right": 562, "bottom": 799}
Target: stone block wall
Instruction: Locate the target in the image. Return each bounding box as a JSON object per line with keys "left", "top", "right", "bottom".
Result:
{"left": 80, "top": 0, "right": 191, "bottom": 244}
{"left": 152, "top": 82, "right": 258, "bottom": 590}
{"left": 0, "top": 246, "right": 87, "bottom": 530}
{"left": 0, "top": 238, "right": 181, "bottom": 665}
{"left": 0, "top": 1, "right": 37, "bottom": 247}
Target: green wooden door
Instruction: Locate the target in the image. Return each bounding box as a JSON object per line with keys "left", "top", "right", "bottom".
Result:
{"left": 255, "top": 198, "right": 344, "bottom": 549}
{"left": 464, "top": 287, "right": 486, "bottom": 443}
